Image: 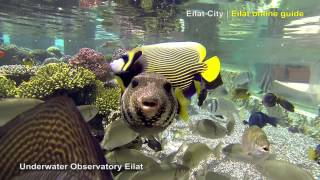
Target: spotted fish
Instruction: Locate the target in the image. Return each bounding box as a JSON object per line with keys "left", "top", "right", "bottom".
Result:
{"left": 111, "top": 42, "right": 223, "bottom": 121}
{"left": 0, "top": 96, "right": 113, "bottom": 180}
{"left": 121, "top": 72, "right": 178, "bottom": 135}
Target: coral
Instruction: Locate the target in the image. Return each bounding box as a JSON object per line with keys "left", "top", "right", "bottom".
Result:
{"left": 18, "top": 63, "right": 96, "bottom": 99}
{"left": 0, "top": 65, "right": 39, "bottom": 85}
{"left": 0, "top": 44, "right": 30, "bottom": 65}
{"left": 0, "top": 76, "right": 18, "bottom": 98}
{"left": 95, "top": 80, "right": 121, "bottom": 116}
{"left": 69, "top": 48, "right": 112, "bottom": 82}
{"left": 46, "top": 46, "right": 63, "bottom": 58}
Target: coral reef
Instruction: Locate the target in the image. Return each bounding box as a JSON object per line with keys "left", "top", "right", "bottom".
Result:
{"left": 95, "top": 80, "right": 121, "bottom": 117}
{"left": 0, "top": 65, "right": 39, "bottom": 85}
{"left": 0, "top": 76, "right": 18, "bottom": 98}
{"left": 69, "top": 48, "right": 112, "bottom": 82}
{"left": 18, "top": 63, "right": 96, "bottom": 99}
{"left": 0, "top": 44, "right": 30, "bottom": 65}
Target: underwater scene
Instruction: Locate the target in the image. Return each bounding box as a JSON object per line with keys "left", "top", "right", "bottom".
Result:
{"left": 0, "top": 0, "right": 320, "bottom": 179}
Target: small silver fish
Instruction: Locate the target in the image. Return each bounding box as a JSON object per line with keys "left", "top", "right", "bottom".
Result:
{"left": 171, "top": 142, "right": 222, "bottom": 169}
{"left": 203, "top": 97, "right": 240, "bottom": 120}
{"left": 256, "top": 160, "right": 315, "bottom": 180}
{"left": 223, "top": 126, "right": 272, "bottom": 163}
{"left": 106, "top": 148, "right": 159, "bottom": 170}
{"left": 195, "top": 171, "right": 231, "bottom": 180}
{"left": 242, "top": 126, "right": 270, "bottom": 158}
{"left": 189, "top": 119, "right": 228, "bottom": 139}
{"left": 131, "top": 163, "right": 190, "bottom": 180}
{"left": 101, "top": 119, "right": 139, "bottom": 150}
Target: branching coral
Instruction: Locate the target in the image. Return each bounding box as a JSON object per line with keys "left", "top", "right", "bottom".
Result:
{"left": 0, "top": 76, "right": 18, "bottom": 98}
{"left": 18, "top": 63, "right": 96, "bottom": 98}
{"left": 0, "top": 65, "right": 39, "bottom": 85}
{"left": 69, "top": 48, "right": 113, "bottom": 82}
{"left": 95, "top": 80, "right": 121, "bottom": 116}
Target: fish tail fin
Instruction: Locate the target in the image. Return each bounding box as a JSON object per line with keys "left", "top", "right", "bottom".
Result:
{"left": 268, "top": 117, "right": 278, "bottom": 127}
{"left": 277, "top": 98, "right": 295, "bottom": 112}
{"left": 175, "top": 88, "right": 190, "bottom": 122}
{"left": 213, "top": 142, "right": 223, "bottom": 159}
{"left": 307, "top": 148, "right": 317, "bottom": 160}
{"left": 200, "top": 56, "right": 221, "bottom": 83}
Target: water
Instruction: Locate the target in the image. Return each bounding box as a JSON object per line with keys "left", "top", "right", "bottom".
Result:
{"left": 0, "top": 0, "right": 320, "bottom": 179}
{"left": 1, "top": 0, "right": 319, "bottom": 112}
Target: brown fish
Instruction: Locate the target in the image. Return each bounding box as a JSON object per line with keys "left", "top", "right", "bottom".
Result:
{"left": 0, "top": 96, "right": 113, "bottom": 180}
{"left": 242, "top": 126, "right": 270, "bottom": 158}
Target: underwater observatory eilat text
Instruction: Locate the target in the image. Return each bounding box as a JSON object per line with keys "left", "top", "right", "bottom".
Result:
{"left": 0, "top": 0, "right": 320, "bottom": 179}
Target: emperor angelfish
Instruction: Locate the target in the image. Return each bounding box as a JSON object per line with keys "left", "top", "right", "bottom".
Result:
{"left": 111, "top": 42, "right": 223, "bottom": 121}
{"left": 121, "top": 72, "right": 178, "bottom": 135}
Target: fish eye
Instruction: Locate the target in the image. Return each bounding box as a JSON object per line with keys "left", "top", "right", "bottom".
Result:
{"left": 263, "top": 147, "right": 269, "bottom": 151}
{"left": 163, "top": 82, "right": 172, "bottom": 92}
{"left": 131, "top": 79, "right": 139, "bottom": 88}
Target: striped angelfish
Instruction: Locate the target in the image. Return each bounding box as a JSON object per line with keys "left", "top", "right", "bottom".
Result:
{"left": 110, "top": 42, "right": 223, "bottom": 121}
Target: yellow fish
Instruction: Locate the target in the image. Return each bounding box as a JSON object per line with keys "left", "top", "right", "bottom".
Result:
{"left": 110, "top": 42, "right": 222, "bottom": 121}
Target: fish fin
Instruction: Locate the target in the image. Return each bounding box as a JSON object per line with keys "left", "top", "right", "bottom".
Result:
{"left": 205, "top": 73, "right": 223, "bottom": 90}
{"left": 114, "top": 75, "right": 127, "bottom": 93}
{"left": 200, "top": 56, "right": 221, "bottom": 83}
{"left": 267, "top": 117, "right": 278, "bottom": 127}
{"left": 213, "top": 142, "right": 223, "bottom": 159}
{"left": 192, "top": 42, "right": 207, "bottom": 63}
{"left": 77, "top": 105, "right": 98, "bottom": 122}
{"left": 226, "top": 119, "right": 236, "bottom": 135}
{"left": 198, "top": 89, "right": 207, "bottom": 107}
{"left": 307, "top": 148, "right": 317, "bottom": 160}
{"left": 194, "top": 80, "right": 201, "bottom": 96}
{"left": 277, "top": 98, "right": 295, "bottom": 112}
{"left": 175, "top": 88, "right": 190, "bottom": 122}
{"left": 123, "top": 49, "right": 142, "bottom": 71}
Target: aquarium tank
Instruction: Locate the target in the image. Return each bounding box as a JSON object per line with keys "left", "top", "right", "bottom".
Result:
{"left": 0, "top": 0, "right": 319, "bottom": 179}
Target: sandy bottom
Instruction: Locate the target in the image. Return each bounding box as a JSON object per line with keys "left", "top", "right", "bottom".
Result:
{"left": 142, "top": 110, "right": 320, "bottom": 180}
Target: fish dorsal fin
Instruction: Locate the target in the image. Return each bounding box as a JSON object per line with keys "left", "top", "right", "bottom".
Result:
{"left": 0, "top": 96, "right": 112, "bottom": 180}
{"left": 141, "top": 42, "right": 207, "bottom": 63}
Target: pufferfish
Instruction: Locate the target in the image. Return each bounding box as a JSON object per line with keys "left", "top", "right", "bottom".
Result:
{"left": 110, "top": 42, "right": 223, "bottom": 121}
{"left": 121, "top": 72, "right": 178, "bottom": 135}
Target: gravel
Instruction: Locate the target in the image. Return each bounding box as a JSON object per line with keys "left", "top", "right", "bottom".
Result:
{"left": 142, "top": 108, "right": 320, "bottom": 180}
